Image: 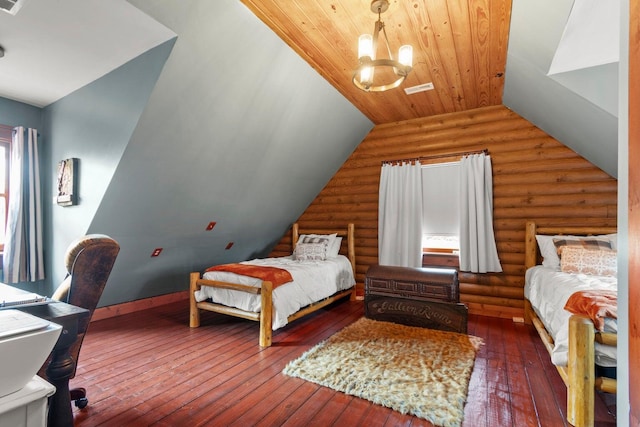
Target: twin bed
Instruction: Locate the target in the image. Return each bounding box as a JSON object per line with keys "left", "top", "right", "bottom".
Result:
{"left": 189, "top": 223, "right": 356, "bottom": 347}
{"left": 524, "top": 221, "right": 617, "bottom": 427}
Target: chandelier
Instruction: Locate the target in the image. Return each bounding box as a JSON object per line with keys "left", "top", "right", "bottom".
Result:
{"left": 353, "top": 0, "right": 413, "bottom": 92}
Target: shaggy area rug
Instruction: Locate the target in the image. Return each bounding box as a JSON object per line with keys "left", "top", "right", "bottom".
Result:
{"left": 283, "top": 317, "right": 483, "bottom": 427}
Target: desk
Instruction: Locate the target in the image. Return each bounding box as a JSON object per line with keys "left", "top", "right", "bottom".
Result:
{"left": 0, "top": 375, "right": 56, "bottom": 427}
{"left": 2, "top": 285, "right": 89, "bottom": 427}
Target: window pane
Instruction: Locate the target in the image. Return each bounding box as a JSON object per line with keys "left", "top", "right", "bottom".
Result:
{"left": 421, "top": 162, "right": 460, "bottom": 240}
{"left": 423, "top": 235, "right": 459, "bottom": 250}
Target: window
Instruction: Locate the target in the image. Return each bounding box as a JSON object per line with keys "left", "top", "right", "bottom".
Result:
{"left": 421, "top": 161, "right": 460, "bottom": 253}
{"left": 0, "top": 124, "right": 11, "bottom": 250}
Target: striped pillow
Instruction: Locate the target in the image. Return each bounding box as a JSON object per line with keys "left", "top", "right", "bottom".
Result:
{"left": 553, "top": 237, "right": 613, "bottom": 257}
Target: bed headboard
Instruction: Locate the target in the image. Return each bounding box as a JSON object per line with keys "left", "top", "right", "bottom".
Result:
{"left": 291, "top": 223, "right": 356, "bottom": 275}
{"left": 524, "top": 221, "right": 617, "bottom": 270}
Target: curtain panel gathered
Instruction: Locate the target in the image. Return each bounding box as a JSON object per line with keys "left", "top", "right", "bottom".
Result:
{"left": 3, "top": 127, "right": 45, "bottom": 283}
{"left": 378, "top": 161, "right": 423, "bottom": 268}
{"left": 458, "top": 153, "right": 502, "bottom": 273}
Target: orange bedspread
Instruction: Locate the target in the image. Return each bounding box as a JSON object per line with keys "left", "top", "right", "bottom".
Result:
{"left": 205, "top": 263, "right": 293, "bottom": 288}
{"left": 563, "top": 290, "right": 617, "bottom": 332}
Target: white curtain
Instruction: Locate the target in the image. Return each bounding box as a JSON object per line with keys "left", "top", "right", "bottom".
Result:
{"left": 3, "top": 127, "right": 44, "bottom": 283}
{"left": 459, "top": 153, "right": 502, "bottom": 273}
{"left": 378, "top": 161, "right": 423, "bottom": 267}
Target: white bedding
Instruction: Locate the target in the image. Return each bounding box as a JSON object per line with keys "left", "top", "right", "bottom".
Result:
{"left": 194, "top": 255, "right": 355, "bottom": 330}
{"left": 524, "top": 265, "right": 617, "bottom": 367}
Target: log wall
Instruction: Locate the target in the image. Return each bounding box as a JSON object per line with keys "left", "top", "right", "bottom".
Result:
{"left": 270, "top": 105, "right": 618, "bottom": 319}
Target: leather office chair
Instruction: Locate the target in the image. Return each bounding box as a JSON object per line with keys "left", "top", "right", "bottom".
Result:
{"left": 40, "top": 234, "right": 120, "bottom": 408}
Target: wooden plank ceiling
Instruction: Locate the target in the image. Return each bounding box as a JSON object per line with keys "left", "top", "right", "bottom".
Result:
{"left": 241, "top": 0, "right": 513, "bottom": 125}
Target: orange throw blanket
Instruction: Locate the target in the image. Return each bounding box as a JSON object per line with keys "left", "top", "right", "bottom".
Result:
{"left": 563, "top": 290, "right": 617, "bottom": 332}
{"left": 205, "top": 263, "right": 293, "bottom": 288}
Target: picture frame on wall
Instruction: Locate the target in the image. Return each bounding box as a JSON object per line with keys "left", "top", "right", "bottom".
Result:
{"left": 56, "top": 158, "right": 78, "bottom": 206}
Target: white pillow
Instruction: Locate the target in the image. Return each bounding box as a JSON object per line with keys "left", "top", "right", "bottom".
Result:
{"left": 604, "top": 233, "right": 618, "bottom": 250}
{"left": 535, "top": 235, "right": 562, "bottom": 269}
{"left": 326, "top": 236, "right": 343, "bottom": 258}
{"left": 294, "top": 242, "right": 327, "bottom": 261}
{"left": 535, "top": 234, "right": 616, "bottom": 269}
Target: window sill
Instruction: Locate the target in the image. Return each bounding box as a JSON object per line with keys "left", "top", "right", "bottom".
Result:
{"left": 422, "top": 252, "right": 459, "bottom": 269}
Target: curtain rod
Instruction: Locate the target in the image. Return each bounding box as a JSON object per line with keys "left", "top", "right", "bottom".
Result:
{"left": 382, "top": 148, "right": 489, "bottom": 165}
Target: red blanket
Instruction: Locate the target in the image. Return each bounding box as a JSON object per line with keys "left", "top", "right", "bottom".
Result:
{"left": 563, "top": 290, "right": 617, "bottom": 332}
{"left": 205, "top": 263, "right": 293, "bottom": 288}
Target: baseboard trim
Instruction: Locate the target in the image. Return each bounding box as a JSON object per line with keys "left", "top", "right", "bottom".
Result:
{"left": 92, "top": 291, "right": 189, "bottom": 322}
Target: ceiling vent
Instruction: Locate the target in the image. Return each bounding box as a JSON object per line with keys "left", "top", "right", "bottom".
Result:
{"left": 0, "top": 0, "right": 27, "bottom": 15}
{"left": 404, "top": 82, "right": 435, "bottom": 95}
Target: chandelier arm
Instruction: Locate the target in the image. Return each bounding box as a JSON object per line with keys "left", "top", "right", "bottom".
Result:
{"left": 380, "top": 24, "right": 395, "bottom": 62}
{"left": 372, "top": 19, "right": 382, "bottom": 59}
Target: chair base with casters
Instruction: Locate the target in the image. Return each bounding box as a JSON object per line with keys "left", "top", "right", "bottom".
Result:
{"left": 70, "top": 387, "right": 88, "bottom": 409}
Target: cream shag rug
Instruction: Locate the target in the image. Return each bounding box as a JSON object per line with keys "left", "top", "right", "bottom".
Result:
{"left": 283, "top": 317, "right": 483, "bottom": 427}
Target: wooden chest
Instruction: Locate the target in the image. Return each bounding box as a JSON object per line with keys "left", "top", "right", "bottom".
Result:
{"left": 365, "top": 265, "right": 468, "bottom": 333}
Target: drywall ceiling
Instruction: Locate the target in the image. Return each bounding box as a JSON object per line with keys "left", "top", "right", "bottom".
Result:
{"left": 0, "top": 0, "right": 175, "bottom": 107}
{"left": 548, "top": 0, "right": 619, "bottom": 75}
{"left": 503, "top": 0, "right": 619, "bottom": 177}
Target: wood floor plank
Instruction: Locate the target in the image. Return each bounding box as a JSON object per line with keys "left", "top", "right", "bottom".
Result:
{"left": 486, "top": 357, "right": 513, "bottom": 427}
{"left": 302, "top": 391, "right": 352, "bottom": 426}
{"left": 382, "top": 411, "right": 414, "bottom": 427}
{"left": 462, "top": 315, "right": 489, "bottom": 427}
{"left": 331, "top": 396, "right": 376, "bottom": 426}
{"left": 464, "top": 356, "right": 488, "bottom": 427}
{"left": 67, "top": 300, "right": 616, "bottom": 427}
{"left": 214, "top": 376, "right": 305, "bottom": 425}
{"left": 525, "top": 330, "right": 569, "bottom": 427}
{"left": 358, "top": 405, "right": 393, "bottom": 427}
{"left": 253, "top": 380, "right": 322, "bottom": 427}
{"left": 502, "top": 322, "right": 539, "bottom": 426}
{"left": 279, "top": 386, "right": 337, "bottom": 427}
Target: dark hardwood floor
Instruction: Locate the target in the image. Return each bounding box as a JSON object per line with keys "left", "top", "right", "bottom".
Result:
{"left": 69, "top": 299, "right": 616, "bottom": 426}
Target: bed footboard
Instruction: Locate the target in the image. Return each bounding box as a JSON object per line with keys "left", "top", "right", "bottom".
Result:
{"left": 567, "top": 315, "right": 596, "bottom": 427}
{"left": 189, "top": 272, "right": 275, "bottom": 347}
{"left": 189, "top": 272, "right": 202, "bottom": 328}
{"left": 525, "top": 299, "right": 617, "bottom": 427}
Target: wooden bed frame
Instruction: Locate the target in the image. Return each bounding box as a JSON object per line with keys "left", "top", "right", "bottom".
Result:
{"left": 524, "top": 221, "right": 617, "bottom": 427}
{"left": 189, "top": 223, "right": 356, "bottom": 347}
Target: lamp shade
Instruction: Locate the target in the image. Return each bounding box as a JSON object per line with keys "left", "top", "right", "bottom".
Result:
{"left": 398, "top": 45, "right": 413, "bottom": 67}
{"left": 358, "top": 34, "right": 374, "bottom": 60}
{"left": 360, "top": 66, "right": 374, "bottom": 85}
